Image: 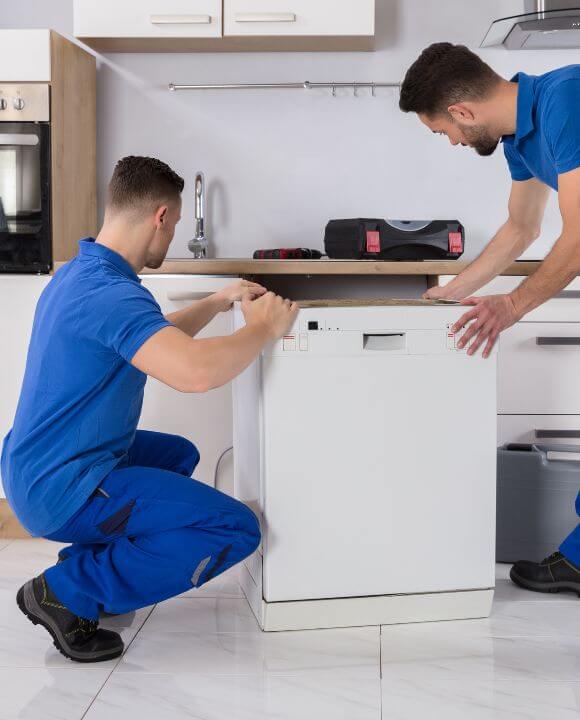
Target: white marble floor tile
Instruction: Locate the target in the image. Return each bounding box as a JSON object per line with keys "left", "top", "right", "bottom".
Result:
{"left": 117, "top": 627, "right": 380, "bottom": 678}
{"left": 85, "top": 671, "right": 381, "bottom": 720}
{"left": 144, "top": 597, "right": 259, "bottom": 634}
{"left": 0, "top": 667, "right": 110, "bottom": 720}
{"left": 381, "top": 677, "right": 580, "bottom": 720}
{"left": 381, "top": 623, "right": 580, "bottom": 682}
{"left": 488, "top": 600, "right": 580, "bottom": 637}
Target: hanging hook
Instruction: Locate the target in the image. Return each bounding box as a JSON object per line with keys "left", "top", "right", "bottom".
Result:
{"left": 353, "top": 82, "right": 358, "bottom": 98}
{"left": 371, "top": 82, "right": 376, "bottom": 98}
{"left": 332, "top": 81, "right": 336, "bottom": 97}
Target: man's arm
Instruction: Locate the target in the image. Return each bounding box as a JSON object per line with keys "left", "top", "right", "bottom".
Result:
{"left": 425, "top": 178, "right": 549, "bottom": 300}
{"left": 453, "top": 167, "right": 580, "bottom": 357}
{"left": 165, "top": 280, "right": 267, "bottom": 337}
{"left": 132, "top": 291, "right": 298, "bottom": 392}
{"left": 511, "top": 167, "right": 580, "bottom": 314}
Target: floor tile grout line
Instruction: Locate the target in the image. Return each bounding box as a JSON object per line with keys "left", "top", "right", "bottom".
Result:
{"left": 79, "top": 603, "right": 157, "bottom": 720}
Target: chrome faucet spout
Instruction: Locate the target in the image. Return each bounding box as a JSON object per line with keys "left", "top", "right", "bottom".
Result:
{"left": 189, "top": 171, "right": 208, "bottom": 258}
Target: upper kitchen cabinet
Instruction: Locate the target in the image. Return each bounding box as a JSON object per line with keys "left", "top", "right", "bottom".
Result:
{"left": 225, "top": 0, "right": 374, "bottom": 40}
{"left": 74, "top": 0, "right": 223, "bottom": 51}
{"left": 74, "top": 0, "right": 375, "bottom": 52}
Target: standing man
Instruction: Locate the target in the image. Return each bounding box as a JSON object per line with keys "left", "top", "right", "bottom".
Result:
{"left": 399, "top": 43, "right": 580, "bottom": 597}
{"left": 1, "top": 156, "right": 298, "bottom": 662}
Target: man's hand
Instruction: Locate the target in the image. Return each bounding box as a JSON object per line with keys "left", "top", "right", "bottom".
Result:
{"left": 242, "top": 291, "right": 299, "bottom": 340}
{"left": 423, "top": 284, "right": 464, "bottom": 301}
{"left": 452, "top": 294, "right": 520, "bottom": 358}
{"left": 214, "top": 280, "right": 268, "bottom": 312}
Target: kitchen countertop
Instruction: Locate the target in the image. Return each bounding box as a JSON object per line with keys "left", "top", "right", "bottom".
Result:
{"left": 137, "top": 259, "right": 541, "bottom": 276}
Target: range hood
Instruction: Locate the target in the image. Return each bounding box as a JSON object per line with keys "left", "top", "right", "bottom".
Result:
{"left": 481, "top": 0, "right": 580, "bottom": 49}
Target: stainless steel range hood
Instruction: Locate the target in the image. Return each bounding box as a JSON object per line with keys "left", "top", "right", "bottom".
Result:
{"left": 481, "top": 0, "right": 580, "bottom": 49}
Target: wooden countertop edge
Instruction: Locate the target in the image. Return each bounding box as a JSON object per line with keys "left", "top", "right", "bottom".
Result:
{"left": 134, "top": 259, "right": 541, "bottom": 276}
{"left": 52, "top": 259, "right": 542, "bottom": 276}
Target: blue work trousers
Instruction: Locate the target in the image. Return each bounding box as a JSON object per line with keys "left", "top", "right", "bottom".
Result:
{"left": 44, "top": 430, "right": 260, "bottom": 620}
{"left": 560, "top": 491, "right": 580, "bottom": 567}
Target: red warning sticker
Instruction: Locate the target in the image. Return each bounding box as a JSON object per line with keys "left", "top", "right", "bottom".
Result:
{"left": 366, "top": 230, "right": 381, "bottom": 253}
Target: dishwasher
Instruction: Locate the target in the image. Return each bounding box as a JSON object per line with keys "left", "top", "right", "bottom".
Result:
{"left": 232, "top": 300, "right": 498, "bottom": 631}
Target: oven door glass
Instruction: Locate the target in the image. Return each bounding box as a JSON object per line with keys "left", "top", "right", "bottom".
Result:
{"left": 0, "top": 122, "right": 50, "bottom": 272}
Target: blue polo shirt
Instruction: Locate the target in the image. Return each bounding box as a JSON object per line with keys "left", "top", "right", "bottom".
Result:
{"left": 503, "top": 65, "right": 580, "bottom": 190}
{"left": 0, "top": 239, "right": 171, "bottom": 536}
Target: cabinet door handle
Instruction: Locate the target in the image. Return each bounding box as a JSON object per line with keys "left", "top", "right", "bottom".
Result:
{"left": 167, "top": 291, "right": 212, "bottom": 301}
{"left": 536, "top": 336, "right": 580, "bottom": 346}
{"left": 555, "top": 290, "right": 580, "bottom": 299}
{"left": 234, "top": 12, "right": 296, "bottom": 23}
{"left": 150, "top": 14, "right": 211, "bottom": 24}
{"left": 535, "top": 429, "right": 580, "bottom": 439}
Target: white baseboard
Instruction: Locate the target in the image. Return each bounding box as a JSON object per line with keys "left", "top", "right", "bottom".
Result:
{"left": 239, "top": 564, "right": 494, "bottom": 632}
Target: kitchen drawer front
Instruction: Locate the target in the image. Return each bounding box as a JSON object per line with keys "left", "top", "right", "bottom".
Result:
{"left": 439, "top": 275, "right": 580, "bottom": 322}
{"left": 224, "top": 0, "right": 374, "bottom": 37}
{"left": 499, "top": 322, "right": 580, "bottom": 414}
{"left": 498, "top": 415, "right": 580, "bottom": 447}
{"left": 74, "top": 0, "right": 222, "bottom": 38}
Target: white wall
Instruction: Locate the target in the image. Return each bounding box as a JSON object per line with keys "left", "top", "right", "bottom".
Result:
{"left": 1, "top": 0, "right": 577, "bottom": 261}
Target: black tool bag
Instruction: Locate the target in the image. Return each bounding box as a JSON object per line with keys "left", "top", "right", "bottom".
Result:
{"left": 324, "top": 219, "right": 464, "bottom": 260}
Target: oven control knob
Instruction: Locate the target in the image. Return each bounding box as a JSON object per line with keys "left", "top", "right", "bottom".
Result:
{"left": 12, "top": 97, "right": 25, "bottom": 111}
{"left": 0, "top": 98, "right": 6, "bottom": 111}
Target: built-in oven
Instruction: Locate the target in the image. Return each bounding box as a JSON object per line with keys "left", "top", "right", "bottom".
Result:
{"left": 0, "top": 84, "right": 51, "bottom": 273}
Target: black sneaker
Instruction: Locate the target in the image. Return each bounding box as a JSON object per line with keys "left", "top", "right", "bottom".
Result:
{"left": 16, "top": 574, "right": 124, "bottom": 663}
{"left": 510, "top": 551, "right": 580, "bottom": 597}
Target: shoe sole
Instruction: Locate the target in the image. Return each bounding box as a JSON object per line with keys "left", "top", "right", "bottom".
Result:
{"left": 510, "top": 568, "right": 580, "bottom": 598}
{"left": 16, "top": 581, "right": 124, "bottom": 663}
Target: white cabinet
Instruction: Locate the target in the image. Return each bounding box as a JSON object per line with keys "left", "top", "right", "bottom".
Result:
{"left": 74, "top": 0, "right": 374, "bottom": 51}
{"left": 74, "top": 0, "right": 223, "bottom": 39}
{"left": 224, "top": 0, "right": 374, "bottom": 37}
{"left": 439, "top": 274, "right": 580, "bottom": 445}
{"left": 498, "top": 323, "right": 580, "bottom": 415}
{"left": 0, "top": 30, "right": 51, "bottom": 82}
{"left": 138, "top": 275, "right": 237, "bottom": 488}
{"left": 0, "top": 276, "right": 51, "bottom": 499}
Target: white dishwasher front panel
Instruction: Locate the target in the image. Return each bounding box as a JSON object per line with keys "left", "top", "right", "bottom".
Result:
{"left": 257, "top": 308, "right": 497, "bottom": 603}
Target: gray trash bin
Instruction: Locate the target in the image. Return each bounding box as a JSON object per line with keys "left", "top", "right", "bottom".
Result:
{"left": 496, "top": 443, "right": 580, "bottom": 563}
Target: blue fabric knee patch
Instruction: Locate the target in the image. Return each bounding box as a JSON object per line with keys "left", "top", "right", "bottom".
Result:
{"left": 98, "top": 500, "right": 136, "bottom": 536}
{"left": 203, "top": 543, "right": 233, "bottom": 583}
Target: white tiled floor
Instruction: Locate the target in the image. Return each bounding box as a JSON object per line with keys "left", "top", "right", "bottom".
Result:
{"left": 0, "top": 539, "right": 578, "bottom": 719}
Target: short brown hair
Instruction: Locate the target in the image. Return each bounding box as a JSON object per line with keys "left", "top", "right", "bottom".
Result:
{"left": 399, "top": 43, "right": 501, "bottom": 118}
{"left": 107, "top": 156, "right": 184, "bottom": 211}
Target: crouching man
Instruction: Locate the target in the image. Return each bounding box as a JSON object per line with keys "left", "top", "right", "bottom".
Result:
{"left": 1, "top": 156, "right": 297, "bottom": 662}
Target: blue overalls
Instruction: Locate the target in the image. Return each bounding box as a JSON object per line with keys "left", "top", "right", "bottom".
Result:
{"left": 502, "top": 66, "right": 580, "bottom": 565}
{"left": 1, "top": 239, "right": 260, "bottom": 620}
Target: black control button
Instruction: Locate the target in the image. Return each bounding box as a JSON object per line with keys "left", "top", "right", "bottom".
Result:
{"left": 308, "top": 321, "right": 319, "bottom": 331}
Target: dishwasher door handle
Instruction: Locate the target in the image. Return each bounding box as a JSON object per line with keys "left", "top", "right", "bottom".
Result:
{"left": 363, "top": 333, "right": 406, "bottom": 351}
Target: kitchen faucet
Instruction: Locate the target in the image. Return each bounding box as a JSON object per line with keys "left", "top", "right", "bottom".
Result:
{"left": 189, "top": 171, "right": 208, "bottom": 258}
